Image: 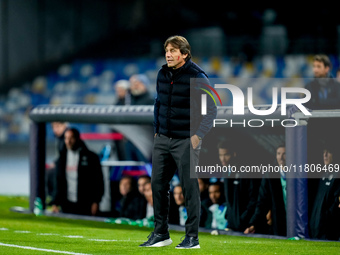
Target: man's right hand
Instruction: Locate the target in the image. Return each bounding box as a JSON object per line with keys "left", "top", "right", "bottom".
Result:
{"left": 244, "top": 226, "right": 255, "bottom": 234}
{"left": 51, "top": 205, "right": 59, "bottom": 213}
{"left": 154, "top": 133, "right": 158, "bottom": 138}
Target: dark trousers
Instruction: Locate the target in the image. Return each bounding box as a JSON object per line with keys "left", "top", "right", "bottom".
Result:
{"left": 62, "top": 200, "right": 91, "bottom": 216}
{"left": 151, "top": 134, "right": 201, "bottom": 237}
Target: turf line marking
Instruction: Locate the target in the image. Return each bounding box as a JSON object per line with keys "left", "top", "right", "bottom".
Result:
{"left": 0, "top": 228, "right": 8, "bottom": 231}
{"left": 14, "top": 230, "right": 31, "bottom": 233}
{"left": 0, "top": 242, "right": 91, "bottom": 255}
{"left": 37, "top": 233, "right": 60, "bottom": 236}
{"left": 88, "top": 239, "right": 118, "bottom": 242}
{"left": 63, "top": 235, "right": 84, "bottom": 238}
{"left": 88, "top": 239, "right": 144, "bottom": 242}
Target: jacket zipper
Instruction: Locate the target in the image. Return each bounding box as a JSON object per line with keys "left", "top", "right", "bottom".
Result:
{"left": 167, "top": 79, "right": 173, "bottom": 137}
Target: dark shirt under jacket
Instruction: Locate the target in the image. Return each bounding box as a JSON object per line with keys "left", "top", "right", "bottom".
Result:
{"left": 304, "top": 77, "right": 340, "bottom": 110}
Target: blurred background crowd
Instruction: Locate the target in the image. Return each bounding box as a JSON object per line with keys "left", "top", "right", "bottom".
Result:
{"left": 1, "top": 2, "right": 340, "bottom": 142}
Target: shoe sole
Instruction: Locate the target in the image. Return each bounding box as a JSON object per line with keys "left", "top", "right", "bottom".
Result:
{"left": 175, "top": 244, "right": 200, "bottom": 249}
{"left": 141, "top": 238, "right": 172, "bottom": 247}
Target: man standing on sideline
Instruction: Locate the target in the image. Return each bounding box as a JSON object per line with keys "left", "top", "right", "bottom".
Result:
{"left": 139, "top": 35, "right": 216, "bottom": 249}
{"left": 51, "top": 128, "right": 104, "bottom": 216}
{"left": 46, "top": 122, "right": 68, "bottom": 202}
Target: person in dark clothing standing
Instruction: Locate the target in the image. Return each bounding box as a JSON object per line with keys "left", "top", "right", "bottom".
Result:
{"left": 51, "top": 128, "right": 104, "bottom": 216}
{"left": 46, "top": 122, "right": 68, "bottom": 202}
{"left": 140, "top": 35, "right": 216, "bottom": 249}
{"left": 244, "top": 145, "right": 287, "bottom": 236}
{"left": 304, "top": 54, "right": 340, "bottom": 110}
{"left": 309, "top": 143, "right": 340, "bottom": 241}
{"left": 219, "top": 140, "right": 260, "bottom": 233}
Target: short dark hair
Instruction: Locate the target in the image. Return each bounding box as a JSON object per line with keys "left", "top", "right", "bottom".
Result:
{"left": 164, "top": 35, "right": 191, "bottom": 61}
{"left": 322, "top": 141, "right": 338, "bottom": 155}
{"left": 209, "top": 181, "right": 223, "bottom": 190}
{"left": 313, "top": 54, "right": 331, "bottom": 69}
{"left": 217, "top": 139, "right": 236, "bottom": 153}
{"left": 120, "top": 175, "right": 133, "bottom": 183}
{"left": 138, "top": 175, "right": 151, "bottom": 183}
{"left": 276, "top": 144, "right": 285, "bottom": 151}
{"left": 198, "top": 178, "right": 210, "bottom": 185}
{"left": 65, "top": 127, "right": 80, "bottom": 141}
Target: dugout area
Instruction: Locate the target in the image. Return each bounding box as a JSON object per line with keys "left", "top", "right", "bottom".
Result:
{"left": 28, "top": 104, "right": 340, "bottom": 240}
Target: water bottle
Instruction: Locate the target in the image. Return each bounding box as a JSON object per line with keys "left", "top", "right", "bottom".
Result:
{"left": 33, "top": 197, "right": 43, "bottom": 216}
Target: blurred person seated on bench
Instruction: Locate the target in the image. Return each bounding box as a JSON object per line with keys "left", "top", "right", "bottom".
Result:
{"left": 118, "top": 175, "right": 146, "bottom": 220}
{"left": 219, "top": 140, "right": 260, "bottom": 233}
{"left": 51, "top": 128, "right": 104, "bottom": 216}
{"left": 244, "top": 145, "right": 287, "bottom": 236}
{"left": 198, "top": 178, "right": 209, "bottom": 202}
{"left": 138, "top": 175, "right": 151, "bottom": 196}
{"left": 137, "top": 175, "right": 152, "bottom": 218}
{"left": 143, "top": 181, "right": 154, "bottom": 219}
{"left": 309, "top": 141, "right": 340, "bottom": 241}
{"left": 201, "top": 181, "right": 228, "bottom": 230}
{"left": 173, "top": 185, "right": 187, "bottom": 227}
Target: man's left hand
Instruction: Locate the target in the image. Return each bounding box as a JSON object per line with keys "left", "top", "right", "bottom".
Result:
{"left": 91, "top": 203, "right": 99, "bottom": 216}
{"left": 191, "top": 135, "right": 200, "bottom": 150}
{"left": 266, "top": 210, "right": 272, "bottom": 226}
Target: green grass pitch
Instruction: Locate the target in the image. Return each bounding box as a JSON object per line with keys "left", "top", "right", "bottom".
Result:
{"left": 0, "top": 196, "right": 339, "bottom": 254}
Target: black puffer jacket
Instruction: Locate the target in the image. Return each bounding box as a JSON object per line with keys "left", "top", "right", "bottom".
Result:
{"left": 154, "top": 59, "right": 216, "bottom": 139}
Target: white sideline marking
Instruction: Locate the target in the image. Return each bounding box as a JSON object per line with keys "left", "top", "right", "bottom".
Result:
{"left": 0, "top": 228, "right": 8, "bottom": 231}
{"left": 88, "top": 239, "right": 118, "bottom": 242}
{"left": 63, "top": 235, "right": 84, "bottom": 238}
{"left": 14, "top": 230, "right": 31, "bottom": 233}
{"left": 37, "top": 233, "right": 60, "bottom": 236}
{"left": 0, "top": 242, "right": 91, "bottom": 255}
{"left": 88, "top": 239, "right": 143, "bottom": 242}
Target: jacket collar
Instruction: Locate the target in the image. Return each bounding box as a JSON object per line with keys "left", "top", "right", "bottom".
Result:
{"left": 161, "top": 59, "right": 192, "bottom": 73}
